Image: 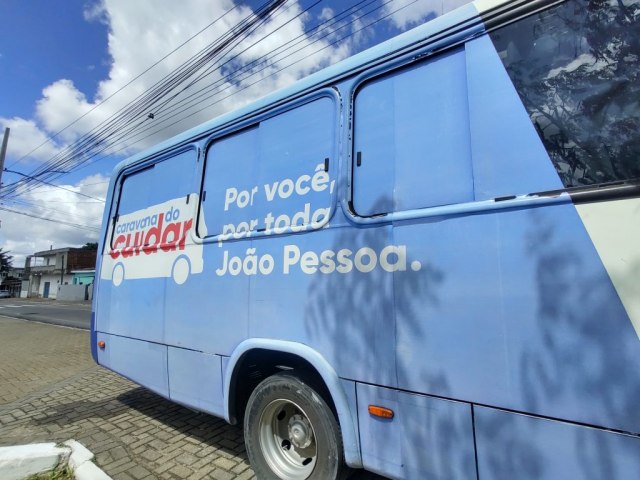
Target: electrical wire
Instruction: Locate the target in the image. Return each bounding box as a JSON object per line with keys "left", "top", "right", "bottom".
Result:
{"left": 3, "top": 0, "right": 381, "bottom": 196}
{"left": 1, "top": 0, "right": 421, "bottom": 203}
{"left": 4, "top": 1, "right": 244, "bottom": 170}
{"left": 0, "top": 205, "right": 101, "bottom": 232}
{"left": 0, "top": 0, "right": 288, "bottom": 199}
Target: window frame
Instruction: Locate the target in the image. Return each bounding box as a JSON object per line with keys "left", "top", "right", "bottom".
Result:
{"left": 349, "top": 45, "right": 473, "bottom": 218}
{"left": 196, "top": 89, "right": 341, "bottom": 243}
{"left": 106, "top": 145, "right": 200, "bottom": 253}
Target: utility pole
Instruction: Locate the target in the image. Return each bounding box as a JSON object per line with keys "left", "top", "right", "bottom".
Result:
{"left": 0, "top": 128, "right": 10, "bottom": 188}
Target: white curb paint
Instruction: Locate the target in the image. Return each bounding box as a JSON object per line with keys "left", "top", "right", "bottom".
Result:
{"left": 64, "top": 439, "right": 113, "bottom": 480}
{"left": 0, "top": 440, "right": 113, "bottom": 480}
{"left": 0, "top": 442, "right": 69, "bottom": 480}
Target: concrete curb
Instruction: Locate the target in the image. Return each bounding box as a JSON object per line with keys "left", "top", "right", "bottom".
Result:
{"left": 64, "top": 440, "right": 112, "bottom": 480}
{"left": 0, "top": 442, "right": 69, "bottom": 480}
{"left": 0, "top": 440, "right": 112, "bottom": 480}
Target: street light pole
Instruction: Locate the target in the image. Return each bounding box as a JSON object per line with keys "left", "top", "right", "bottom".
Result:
{"left": 0, "top": 128, "right": 10, "bottom": 188}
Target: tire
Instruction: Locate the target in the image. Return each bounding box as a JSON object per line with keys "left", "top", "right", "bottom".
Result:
{"left": 244, "top": 372, "right": 347, "bottom": 480}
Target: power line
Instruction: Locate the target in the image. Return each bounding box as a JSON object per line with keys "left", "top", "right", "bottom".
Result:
{"left": 0, "top": 205, "right": 100, "bottom": 232}
{"left": 54, "top": 0, "right": 414, "bottom": 166}
{"left": 1, "top": 0, "right": 418, "bottom": 203}
{"left": 3, "top": 0, "right": 375, "bottom": 198}
{"left": 4, "top": 197, "right": 103, "bottom": 224}
{"left": 3, "top": 168, "right": 105, "bottom": 202}
{"left": 4, "top": 1, "right": 244, "bottom": 170}
{"left": 0, "top": 0, "right": 288, "bottom": 199}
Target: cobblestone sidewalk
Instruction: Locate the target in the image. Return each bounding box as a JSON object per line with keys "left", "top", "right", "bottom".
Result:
{"left": 0, "top": 316, "right": 254, "bottom": 480}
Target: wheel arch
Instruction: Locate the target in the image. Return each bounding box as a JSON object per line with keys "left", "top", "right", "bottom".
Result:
{"left": 224, "top": 339, "right": 362, "bottom": 468}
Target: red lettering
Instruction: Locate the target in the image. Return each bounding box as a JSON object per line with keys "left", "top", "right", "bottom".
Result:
{"left": 143, "top": 213, "right": 164, "bottom": 254}
{"left": 122, "top": 234, "right": 134, "bottom": 258}
{"left": 179, "top": 219, "right": 193, "bottom": 250}
{"left": 109, "top": 235, "right": 126, "bottom": 259}
{"left": 160, "top": 222, "right": 181, "bottom": 252}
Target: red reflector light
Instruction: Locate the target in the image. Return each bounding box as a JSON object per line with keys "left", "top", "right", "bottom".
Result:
{"left": 98, "top": 341, "right": 105, "bottom": 349}
{"left": 368, "top": 405, "right": 394, "bottom": 419}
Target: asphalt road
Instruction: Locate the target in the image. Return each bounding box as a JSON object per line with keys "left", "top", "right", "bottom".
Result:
{"left": 0, "top": 298, "right": 91, "bottom": 329}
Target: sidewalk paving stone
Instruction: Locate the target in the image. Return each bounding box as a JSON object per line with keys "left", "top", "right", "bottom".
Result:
{"left": 0, "top": 316, "right": 257, "bottom": 479}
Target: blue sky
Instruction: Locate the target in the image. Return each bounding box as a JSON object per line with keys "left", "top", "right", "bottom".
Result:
{"left": 0, "top": 0, "right": 470, "bottom": 264}
{"left": 0, "top": 0, "right": 110, "bottom": 120}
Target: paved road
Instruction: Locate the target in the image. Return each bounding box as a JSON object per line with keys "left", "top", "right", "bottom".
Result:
{"left": 0, "top": 299, "right": 91, "bottom": 329}
{"left": 0, "top": 315, "right": 385, "bottom": 479}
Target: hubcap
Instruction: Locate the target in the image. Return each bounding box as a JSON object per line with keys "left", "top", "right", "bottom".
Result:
{"left": 258, "top": 399, "right": 317, "bottom": 479}
{"left": 288, "top": 414, "right": 312, "bottom": 449}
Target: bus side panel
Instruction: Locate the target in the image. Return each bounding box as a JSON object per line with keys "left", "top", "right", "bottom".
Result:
{"left": 167, "top": 347, "right": 224, "bottom": 417}
{"left": 356, "top": 383, "right": 476, "bottom": 480}
{"left": 97, "top": 332, "right": 169, "bottom": 397}
{"left": 464, "top": 34, "right": 564, "bottom": 200}
{"left": 164, "top": 241, "right": 250, "bottom": 355}
{"left": 248, "top": 224, "right": 398, "bottom": 388}
{"left": 97, "top": 277, "right": 167, "bottom": 344}
{"left": 394, "top": 201, "right": 640, "bottom": 434}
{"left": 475, "top": 406, "right": 640, "bottom": 480}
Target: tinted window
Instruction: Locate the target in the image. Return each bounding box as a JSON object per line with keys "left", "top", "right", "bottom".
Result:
{"left": 352, "top": 47, "right": 473, "bottom": 216}
{"left": 490, "top": 0, "right": 640, "bottom": 187}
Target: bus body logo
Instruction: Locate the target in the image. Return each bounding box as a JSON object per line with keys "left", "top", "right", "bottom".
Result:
{"left": 100, "top": 196, "right": 203, "bottom": 285}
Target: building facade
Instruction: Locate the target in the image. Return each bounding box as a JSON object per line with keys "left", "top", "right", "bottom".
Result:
{"left": 22, "top": 248, "right": 97, "bottom": 299}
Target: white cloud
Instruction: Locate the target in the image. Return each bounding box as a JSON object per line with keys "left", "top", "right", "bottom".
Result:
{"left": 0, "top": 117, "right": 61, "bottom": 163}
{"left": 0, "top": 174, "right": 108, "bottom": 266}
{"left": 36, "top": 79, "right": 94, "bottom": 143}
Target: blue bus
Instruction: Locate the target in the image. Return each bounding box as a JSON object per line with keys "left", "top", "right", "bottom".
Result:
{"left": 92, "top": 0, "right": 640, "bottom": 478}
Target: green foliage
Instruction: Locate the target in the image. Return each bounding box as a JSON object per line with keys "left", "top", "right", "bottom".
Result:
{"left": 0, "top": 248, "right": 12, "bottom": 272}
{"left": 81, "top": 242, "right": 98, "bottom": 250}
{"left": 25, "top": 464, "right": 74, "bottom": 480}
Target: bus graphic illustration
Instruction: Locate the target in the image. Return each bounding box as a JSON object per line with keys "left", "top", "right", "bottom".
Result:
{"left": 100, "top": 196, "right": 203, "bottom": 285}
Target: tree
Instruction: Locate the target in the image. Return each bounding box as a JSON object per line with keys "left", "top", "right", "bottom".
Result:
{"left": 81, "top": 242, "right": 98, "bottom": 250}
{"left": 0, "top": 248, "right": 12, "bottom": 273}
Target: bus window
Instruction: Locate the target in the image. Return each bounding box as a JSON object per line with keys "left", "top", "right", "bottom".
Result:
{"left": 352, "top": 47, "right": 473, "bottom": 217}
{"left": 490, "top": 0, "right": 640, "bottom": 188}
{"left": 200, "top": 96, "right": 335, "bottom": 239}
{"left": 112, "top": 149, "right": 197, "bottom": 249}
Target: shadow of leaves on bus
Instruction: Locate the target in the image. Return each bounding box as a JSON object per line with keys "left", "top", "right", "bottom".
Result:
{"left": 304, "top": 211, "right": 443, "bottom": 388}
{"left": 302, "top": 198, "right": 491, "bottom": 478}
{"left": 482, "top": 208, "right": 640, "bottom": 480}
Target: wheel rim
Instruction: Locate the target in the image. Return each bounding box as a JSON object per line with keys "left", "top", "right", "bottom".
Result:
{"left": 259, "top": 398, "right": 317, "bottom": 479}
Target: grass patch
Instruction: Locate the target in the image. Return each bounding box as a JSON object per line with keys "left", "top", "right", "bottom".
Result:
{"left": 25, "top": 464, "right": 74, "bottom": 480}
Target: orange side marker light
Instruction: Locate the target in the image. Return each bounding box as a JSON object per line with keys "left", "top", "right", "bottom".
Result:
{"left": 98, "top": 341, "right": 106, "bottom": 349}
{"left": 368, "top": 405, "right": 394, "bottom": 419}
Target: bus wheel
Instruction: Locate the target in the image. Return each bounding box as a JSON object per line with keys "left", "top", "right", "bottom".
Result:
{"left": 244, "top": 372, "right": 346, "bottom": 480}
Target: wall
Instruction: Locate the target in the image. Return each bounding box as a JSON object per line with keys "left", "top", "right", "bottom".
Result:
{"left": 57, "top": 284, "right": 88, "bottom": 302}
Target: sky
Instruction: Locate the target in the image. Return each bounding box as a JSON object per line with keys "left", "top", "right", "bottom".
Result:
{"left": 0, "top": 0, "right": 472, "bottom": 266}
